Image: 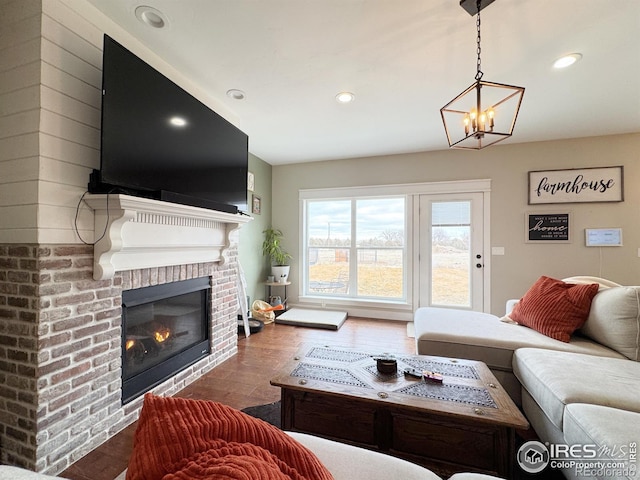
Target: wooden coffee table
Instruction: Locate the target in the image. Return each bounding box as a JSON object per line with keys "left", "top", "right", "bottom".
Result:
{"left": 270, "top": 344, "right": 529, "bottom": 478}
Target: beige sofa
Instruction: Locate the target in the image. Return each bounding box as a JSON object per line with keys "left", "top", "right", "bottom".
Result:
{"left": 415, "top": 278, "right": 640, "bottom": 480}
{"left": 414, "top": 277, "right": 637, "bottom": 404}
{"left": 0, "top": 438, "right": 504, "bottom": 480}
{"left": 513, "top": 349, "right": 640, "bottom": 480}
{"left": 0, "top": 399, "right": 510, "bottom": 480}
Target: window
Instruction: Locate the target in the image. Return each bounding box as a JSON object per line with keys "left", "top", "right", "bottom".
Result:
{"left": 304, "top": 196, "right": 406, "bottom": 301}
{"left": 430, "top": 201, "right": 472, "bottom": 306}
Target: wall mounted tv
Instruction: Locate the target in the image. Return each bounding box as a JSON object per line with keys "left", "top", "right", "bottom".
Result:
{"left": 89, "top": 35, "right": 249, "bottom": 214}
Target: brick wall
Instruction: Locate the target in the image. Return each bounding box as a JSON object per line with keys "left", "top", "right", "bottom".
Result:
{"left": 0, "top": 243, "right": 239, "bottom": 474}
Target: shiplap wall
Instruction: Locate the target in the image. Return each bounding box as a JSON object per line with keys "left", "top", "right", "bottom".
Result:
{"left": 1, "top": 0, "right": 242, "bottom": 245}
{"left": 39, "top": 0, "right": 102, "bottom": 244}
{"left": 0, "top": 0, "right": 42, "bottom": 243}
{"left": 0, "top": 0, "right": 100, "bottom": 244}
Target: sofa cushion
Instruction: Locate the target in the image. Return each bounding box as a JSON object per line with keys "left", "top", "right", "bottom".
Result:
{"left": 580, "top": 286, "right": 640, "bottom": 361}
{"left": 285, "top": 432, "right": 442, "bottom": 480}
{"left": 513, "top": 348, "right": 640, "bottom": 430}
{"left": 562, "top": 276, "right": 622, "bottom": 289}
{"left": 0, "top": 466, "right": 66, "bottom": 480}
{"left": 127, "top": 393, "right": 333, "bottom": 480}
{"left": 507, "top": 276, "right": 599, "bottom": 342}
{"left": 415, "top": 307, "right": 623, "bottom": 373}
{"left": 564, "top": 403, "right": 640, "bottom": 475}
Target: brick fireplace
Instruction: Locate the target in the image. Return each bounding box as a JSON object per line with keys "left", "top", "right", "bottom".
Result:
{"left": 0, "top": 195, "right": 251, "bottom": 475}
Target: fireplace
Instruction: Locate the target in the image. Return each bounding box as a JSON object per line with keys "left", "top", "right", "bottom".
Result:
{"left": 121, "top": 277, "right": 211, "bottom": 404}
{"left": 0, "top": 195, "right": 251, "bottom": 475}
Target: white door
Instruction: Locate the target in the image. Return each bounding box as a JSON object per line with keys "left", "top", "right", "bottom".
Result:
{"left": 418, "top": 193, "right": 486, "bottom": 311}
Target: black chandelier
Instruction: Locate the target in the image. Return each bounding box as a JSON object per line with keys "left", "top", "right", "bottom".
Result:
{"left": 440, "top": 0, "right": 525, "bottom": 150}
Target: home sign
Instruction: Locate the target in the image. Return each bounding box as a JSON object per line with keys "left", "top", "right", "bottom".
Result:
{"left": 528, "top": 166, "right": 623, "bottom": 204}
{"left": 526, "top": 213, "right": 570, "bottom": 243}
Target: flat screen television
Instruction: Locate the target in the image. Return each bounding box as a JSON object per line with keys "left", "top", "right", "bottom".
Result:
{"left": 90, "top": 35, "right": 249, "bottom": 214}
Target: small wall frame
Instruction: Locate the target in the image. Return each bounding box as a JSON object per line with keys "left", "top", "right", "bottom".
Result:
{"left": 526, "top": 212, "right": 571, "bottom": 243}
{"left": 251, "top": 194, "right": 261, "bottom": 215}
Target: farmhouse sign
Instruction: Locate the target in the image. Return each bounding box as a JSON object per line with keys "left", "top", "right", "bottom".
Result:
{"left": 528, "top": 166, "right": 623, "bottom": 204}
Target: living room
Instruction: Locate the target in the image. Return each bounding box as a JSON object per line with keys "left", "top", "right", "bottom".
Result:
{"left": 1, "top": 0, "right": 639, "bottom": 478}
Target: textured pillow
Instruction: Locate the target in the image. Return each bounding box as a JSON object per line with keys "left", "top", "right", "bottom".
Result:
{"left": 126, "top": 394, "right": 334, "bottom": 480}
{"left": 580, "top": 286, "right": 640, "bottom": 360}
{"left": 507, "top": 276, "right": 599, "bottom": 342}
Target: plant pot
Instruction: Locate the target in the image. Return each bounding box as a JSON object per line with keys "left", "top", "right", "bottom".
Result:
{"left": 271, "top": 265, "right": 290, "bottom": 283}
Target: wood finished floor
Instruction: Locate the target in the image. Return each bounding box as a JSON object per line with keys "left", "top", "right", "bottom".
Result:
{"left": 61, "top": 317, "right": 415, "bottom": 480}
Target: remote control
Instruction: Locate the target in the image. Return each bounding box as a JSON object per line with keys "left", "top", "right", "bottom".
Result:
{"left": 403, "top": 368, "right": 423, "bottom": 379}
{"left": 423, "top": 370, "right": 444, "bottom": 383}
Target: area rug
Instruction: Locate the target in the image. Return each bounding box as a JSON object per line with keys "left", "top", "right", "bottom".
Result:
{"left": 275, "top": 308, "right": 347, "bottom": 330}
{"left": 241, "top": 400, "right": 281, "bottom": 429}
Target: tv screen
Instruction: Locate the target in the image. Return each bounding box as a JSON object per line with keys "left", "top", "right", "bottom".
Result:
{"left": 94, "top": 35, "right": 248, "bottom": 214}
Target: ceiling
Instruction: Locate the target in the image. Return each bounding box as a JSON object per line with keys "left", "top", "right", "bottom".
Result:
{"left": 83, "top": 0, "right": 640, "bottom": 165}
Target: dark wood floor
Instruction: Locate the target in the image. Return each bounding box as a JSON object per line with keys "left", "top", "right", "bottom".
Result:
{"left": 61, "top": 317, "right": 415, "bottom": 480}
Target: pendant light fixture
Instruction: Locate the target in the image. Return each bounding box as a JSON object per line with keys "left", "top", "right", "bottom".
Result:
{"left": 440, "top": 0, "right": 525, "bottom": 150}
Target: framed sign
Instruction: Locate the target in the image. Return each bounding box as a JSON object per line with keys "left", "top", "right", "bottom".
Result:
{"left": 251, "top": 194, "right": 261, "bottom": 215}
{"left": 526, "top": 213, "right": 571, "bottom": 243}
{"left": 528, "top": 166, "right": 624, "bottom": 204}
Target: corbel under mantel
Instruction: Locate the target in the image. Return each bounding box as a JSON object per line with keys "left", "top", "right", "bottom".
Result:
{"left": 83, "top": 194, "right": 252, "bottom": 280}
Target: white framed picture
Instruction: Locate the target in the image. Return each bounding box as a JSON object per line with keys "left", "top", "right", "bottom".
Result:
{"left": 247, "top": 171, "right": 255, "bottom": 192}
{"left": 585, "top": 228, "right": 623, "bottom": 247}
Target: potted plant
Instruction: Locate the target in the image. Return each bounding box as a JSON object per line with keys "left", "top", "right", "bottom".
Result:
{"left": 262, "top": 228, "right": 292, "bottom": 283}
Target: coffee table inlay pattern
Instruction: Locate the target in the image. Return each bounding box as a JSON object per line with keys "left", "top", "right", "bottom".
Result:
{"left": 271, "top": 345, "right": 529, "bottom": 478}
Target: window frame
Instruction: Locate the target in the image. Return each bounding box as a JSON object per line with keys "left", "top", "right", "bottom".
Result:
{"left": 300, "top": 184, "right": 414, "bottom": 310}
{"left": 298, "top": 180, "right": 491, "bottom": 315}
{"left": 303, "top": 196, "right": 408, "bottom": 303}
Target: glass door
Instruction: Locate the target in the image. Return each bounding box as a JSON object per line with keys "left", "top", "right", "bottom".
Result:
{"left": 418, "top": 193, "right": 485, "bottom": 310}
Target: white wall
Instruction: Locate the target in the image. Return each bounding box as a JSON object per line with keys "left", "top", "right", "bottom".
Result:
{"left": 272, "top": 133, "right": 640, "bottom": 317}
{"left": 0, "top": 0, "right": 42, "bottom": 243}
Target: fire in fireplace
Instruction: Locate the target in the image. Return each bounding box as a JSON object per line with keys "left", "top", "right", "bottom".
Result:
{"left": 121, "top": 277, "right": 211, "bottom": 404}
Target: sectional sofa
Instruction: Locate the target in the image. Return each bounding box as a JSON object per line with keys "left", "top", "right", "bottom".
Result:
{"left": 415, "top": 276, "right": 640, "bottom": 480}
{"left": 0, "top": 394, "right": 507, "bottom": 480}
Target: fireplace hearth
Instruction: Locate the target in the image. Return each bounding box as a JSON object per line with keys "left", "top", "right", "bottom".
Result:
{"left": 122, "top": 277, "right": 211, "bottom": 404}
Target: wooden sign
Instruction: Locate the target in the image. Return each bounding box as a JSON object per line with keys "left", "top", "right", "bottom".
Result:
{"left": 526, "top": 213, "right": 570, "bottom": 243}
{"left": 528, "top": 166, "right": 623, "bottom": 204}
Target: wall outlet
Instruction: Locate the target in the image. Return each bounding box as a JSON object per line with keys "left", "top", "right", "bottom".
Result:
{"left": 492, "top": 246, "right": 505, "bottom": 256}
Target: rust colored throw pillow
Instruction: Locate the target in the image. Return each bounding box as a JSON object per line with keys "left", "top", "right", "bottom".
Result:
{"left": 508, "top": 276, "right": 599, "bottom": 342}
{"left": 126, "top": 394, "right": 334, "bottom": 480}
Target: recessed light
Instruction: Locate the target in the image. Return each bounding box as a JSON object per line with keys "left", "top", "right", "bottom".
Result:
{"left": 553, "top": 53, "right": 582, "bottom": 69}
{"left": 135, "top": 6, "right": 168, "bottom": 29}
{"left": 169, "top": 116, "right": 187, "bottom": 127}
{"left": 226, "top": 89, "right": 246, "bottom": 100}
{"left": 335, "top": 92, "right": 355, "bottom": 104}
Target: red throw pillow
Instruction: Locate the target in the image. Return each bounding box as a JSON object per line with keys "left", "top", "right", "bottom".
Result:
{"left": 509, "top": 276, "right": 599, "bottom": 342}
{"left": 126, "top": 394, "right": 334, "bottom": 480}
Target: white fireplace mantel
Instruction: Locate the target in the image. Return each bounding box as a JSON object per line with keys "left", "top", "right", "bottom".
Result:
{"left": 84, "top": 194, "right": 252, "bottom": 280}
